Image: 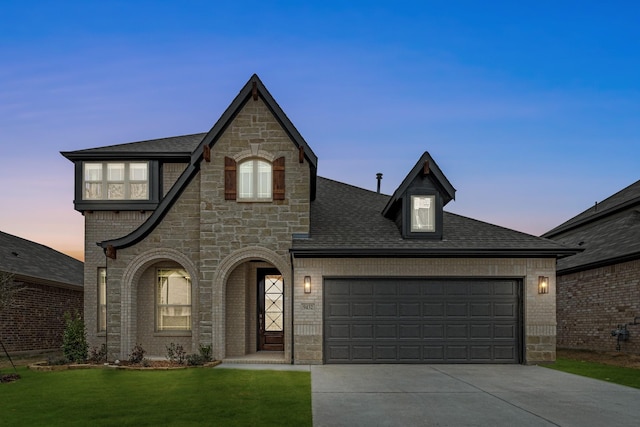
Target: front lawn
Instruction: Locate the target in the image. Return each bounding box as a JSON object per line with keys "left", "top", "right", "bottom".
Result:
{"left": 545, "top": 357, "right": 640, "bottom": 389}
{"left": 0, "top": 366, "right": 311, "bottom": 426}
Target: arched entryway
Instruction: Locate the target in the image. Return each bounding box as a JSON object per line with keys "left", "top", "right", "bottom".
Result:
{"left": 213, "top": 247, "right": 290, "bottom": 362}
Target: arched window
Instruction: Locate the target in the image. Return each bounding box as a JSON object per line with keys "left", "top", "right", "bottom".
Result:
{"left": 224, "top": 156, "right": 285, "bottom": 201}
{"left": 238, "top": 159, "right": 272, "bottom": 200}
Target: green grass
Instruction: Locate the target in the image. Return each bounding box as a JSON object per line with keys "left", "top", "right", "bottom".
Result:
{"left": 545, "top": 357, "right": 640, "bottom": 389}
{"left": 0, "top": 367, "right": 311, "bottom": 426}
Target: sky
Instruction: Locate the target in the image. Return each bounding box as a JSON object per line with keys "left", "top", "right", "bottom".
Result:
{"left": 1, "top": 1, "right": 638, "bottom": 262}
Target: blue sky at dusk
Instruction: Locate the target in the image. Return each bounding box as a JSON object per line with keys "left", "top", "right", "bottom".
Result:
{"left": 1, "top": 1, "right": 638, "bottom": 261}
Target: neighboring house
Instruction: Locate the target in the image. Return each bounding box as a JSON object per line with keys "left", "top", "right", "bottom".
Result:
{"left": 543, "top": 180, "right": 640, "bottom": 354}
{"left": 61, "top": 74, "right": 576, "bottom": 365}
{"left": 0, "top": 231, "right": 83, "bottom": 354}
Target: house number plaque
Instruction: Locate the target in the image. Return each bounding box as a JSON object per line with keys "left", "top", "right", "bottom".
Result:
{"left": 301, "top": 303, "right": 315, "bottom": 310}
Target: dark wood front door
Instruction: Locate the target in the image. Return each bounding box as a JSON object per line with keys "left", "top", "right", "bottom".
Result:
{"left": 258, "top": 269, "right": 284, "bottom": 351}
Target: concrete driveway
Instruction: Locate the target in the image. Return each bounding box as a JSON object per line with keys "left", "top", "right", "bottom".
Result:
{"left": 311, "top": 364, "right": 640, "bottom": 427}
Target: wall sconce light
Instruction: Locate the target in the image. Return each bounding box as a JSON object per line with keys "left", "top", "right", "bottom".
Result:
{"left": 304, "top": 276, "right": 311, "bottom": 294}
{"left": 538, "top": 276, "right": 549, "bottom": 294}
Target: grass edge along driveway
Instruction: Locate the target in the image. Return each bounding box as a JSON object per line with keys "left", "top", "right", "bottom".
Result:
{"left": 0, "top": 366, "right": 312, "bottom": 427}
{"left": 544, "top": 357, "right": 640, "bottom": 389}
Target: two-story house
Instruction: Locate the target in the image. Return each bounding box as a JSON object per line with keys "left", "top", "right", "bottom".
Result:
{"left": 62, "top": 74, "right": 577, "bottom": 364}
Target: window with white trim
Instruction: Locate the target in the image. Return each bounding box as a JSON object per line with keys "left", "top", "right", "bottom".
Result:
{"left": 98, "top": 268, "right": 106, "bottom": 332}
{"left": 157, "top": 269, "right": 191, "bottom": 331}
{"left": 83, "top": 162, "right": 149, "bottom": 200}
{"left": 238, "top": 159, "right": 272, "bottom": 200}
{"left": 410, "top": 195, "right": 435, "bottom": 232}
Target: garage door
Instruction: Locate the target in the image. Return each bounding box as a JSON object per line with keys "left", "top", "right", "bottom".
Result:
{"left": 324, "top": 278, "right": 521, "bottom": 364}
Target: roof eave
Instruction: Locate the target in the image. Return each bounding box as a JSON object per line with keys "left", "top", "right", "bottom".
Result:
{"left": 557, "top": 250, "right": 640, "bottom": 276}
{"left": 61, "top": 151, "right": 192, "bottom": 161}
{"left": 290, "top": 247, "right": 580, "bottom": 259}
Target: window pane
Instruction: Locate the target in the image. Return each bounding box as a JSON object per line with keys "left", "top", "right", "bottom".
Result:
{"left": 257, "top": 160, "right": 272, "bottom": 198}
{"left": 129, "top": 163, "right": 148, "bottom": 180}
{"left": 84, "top": 163, "right": 102, "bottom": 181}
{"left": 84, "top": 182, "right": 102, "bottom": 199}
{"left": 157, "top": 269, "right": 191, "bottom": 331}
{"left": 239, "top": 161, "right": 254, "bottom": 198}
{"left": 107, "top": 183, "right": 124, "bottom": 199}
{"left": 411, "top": 195, "right": 435, "bottom": 232}
{"left": 107, "top": 163, "right": 125, "bottom": 181}
{"left": 129, "top": 183, "right": 148, "bottom": 199}
{"left": 98, "top": 268, "right": 107, "bottom": 332}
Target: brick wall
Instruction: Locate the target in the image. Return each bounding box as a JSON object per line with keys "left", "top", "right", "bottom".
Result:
{"left": 557, "top": 258, "right": 640, "bottom": 354}
{"left": 0, "top": 280, "right": 83, "bottom": 354}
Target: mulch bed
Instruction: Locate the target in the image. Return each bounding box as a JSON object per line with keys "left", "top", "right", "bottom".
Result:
{"left": 1, "top": 373, "right": 21, "bottom": 383}
{"left": 558, "top": 348, "right": 640, "bottom": 369}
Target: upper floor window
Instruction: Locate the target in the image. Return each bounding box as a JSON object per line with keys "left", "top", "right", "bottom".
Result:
{"left": 83, "top": 162, "right": 149, "bottom": 200}
{"left": 224, "top": 156, "right": 285, "bottom": 201}
{"left": 410, "top": 195, "right": 435, "bottom": 232}
{"left": 157, "top": 269, "right": 191, "bottom": 331}
{"left": 238, "top": 159, "right": 272, "bottom": 200}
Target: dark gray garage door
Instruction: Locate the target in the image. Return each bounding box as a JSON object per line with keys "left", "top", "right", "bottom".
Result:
{"left": 324, "top": 278, "right": 521, "bottom": 364}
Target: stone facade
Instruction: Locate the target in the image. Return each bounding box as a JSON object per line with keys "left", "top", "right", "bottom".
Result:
{"left": 292, "top": 257, "right": 557, "bottom": 364}
{"left": 0, "top": 280, "right": 83, "bottom": 354}
{"left": 84, "top": 97, "right": 309, "bottom": 361}
{"left": 557, "top": 258, "right": 640, "bottom": 354}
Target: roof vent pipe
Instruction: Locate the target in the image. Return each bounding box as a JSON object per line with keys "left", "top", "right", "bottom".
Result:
{"left": 376, "top": 173, "right": 383, "bottom": 194}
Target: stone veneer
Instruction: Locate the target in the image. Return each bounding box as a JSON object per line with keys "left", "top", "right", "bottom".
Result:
{"left": 84, "top": 97, "right": 310, "bottom": 361}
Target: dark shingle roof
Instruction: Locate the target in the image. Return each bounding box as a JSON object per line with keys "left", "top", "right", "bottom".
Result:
{"left": 292, "top": 178, "right": 577, "bottom": 257}
{"left": 542, "top": 179, "right": 640, "bottom": 273}
{"left": 0, "top": 231, "right": 83, "bottom": 288}
{"left": 61, "top": 133, "right": 206, "bottom": 160}
{"left": 551, "top": 209, "right": 640, "bottom": 273}
{"left": 543, "top": 179, "right": 640, "bottom": 237}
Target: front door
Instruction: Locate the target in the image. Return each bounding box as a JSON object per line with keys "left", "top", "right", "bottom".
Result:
{"left": 258, "top": 269, "right": 284, "bottom": 351}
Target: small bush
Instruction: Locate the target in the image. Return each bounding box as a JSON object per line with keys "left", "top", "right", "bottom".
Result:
{"left": 62, "top": 311, "right": 88, "bottom": 363}
{"left": 141, "top": 358, "right": 151, "bottom": 367}
{"left": 166, "top": 343, "right": 187, "bottom": 365}
{"left": 199, "top": 344, "right": 213, "bottom": 362}
{"left": 88, "top": 344, "right": 108, "bottom": 363}
{"left": 186, "top": 353, "right": 205, "bottom": 366}
{"left": 129, "top": 344, "right": 146, "bottom": 364}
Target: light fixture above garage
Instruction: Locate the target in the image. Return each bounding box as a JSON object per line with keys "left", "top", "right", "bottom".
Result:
{"left": 538, "top": 276, "right": 549, "bottom": 294}
{"left": 304, "top": 276, "right": 311, "bottom": 294}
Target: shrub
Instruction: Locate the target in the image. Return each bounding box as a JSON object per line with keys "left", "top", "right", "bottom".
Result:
{"left": 62, "top": 311, "right": 88, "bottom": 363}
{"left": 88, "top": 344, "right": 108, "bottom": 363}
{"left": 129, "top": 344, "right": 146, "bottom": 364}
{"left": 186, "top": 353, "right": 205, "bottom": 366}
{"left": 166, "top": 343, "right": 187, "bottom": 365}
{"left": 199, "top": 344, "right": 213, "bottom": 362}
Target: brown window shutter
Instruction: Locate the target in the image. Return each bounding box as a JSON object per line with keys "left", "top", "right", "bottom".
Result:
{"left": 273, "top": 157, "right": 285, "bottom": 200}
{"left": 224, "top": 157, "right": 237, "bottom": 200}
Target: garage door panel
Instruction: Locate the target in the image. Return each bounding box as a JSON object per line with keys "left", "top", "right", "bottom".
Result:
{"left": 424, "top": 303, "right": 445, "bottom": 316}
{"left": 376, "top": 302, "right": 397, "bottom": 316}
{"left": 324, "top": 278, "right": 520, "bottom": 364}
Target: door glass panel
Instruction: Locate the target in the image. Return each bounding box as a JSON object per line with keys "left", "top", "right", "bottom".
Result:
{"left": 264, "top": 274, "right": 283, "bottom": 331}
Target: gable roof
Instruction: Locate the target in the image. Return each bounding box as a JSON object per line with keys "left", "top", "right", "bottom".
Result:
{"left": 0, "top": 231, "right": 83, "bottom": 289}
{"left": 65, "top": 74, "right": 318, "bottom": 253}
{"left": 382, "top": 152, "right": 456, "bottom": 218}
{"left": 542, "top": 179, "right": 640, "bottom": 274}
{"left": 291, "top": 177, "right": 578, "bottom": 258}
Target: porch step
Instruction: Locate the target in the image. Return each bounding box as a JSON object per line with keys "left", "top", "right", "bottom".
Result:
{"left": 223, "top": 352, "right": 287, "bottom": 365}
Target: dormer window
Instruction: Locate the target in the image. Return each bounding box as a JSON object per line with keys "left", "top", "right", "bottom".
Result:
{"left": 411, "top": 195, "right": 435, "bottom": 232}
{"left": 239, "top": 159, "right": 272, "bottom": 200}
{"left": 83, "top": 162, "right": 149, "bottom": 200}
